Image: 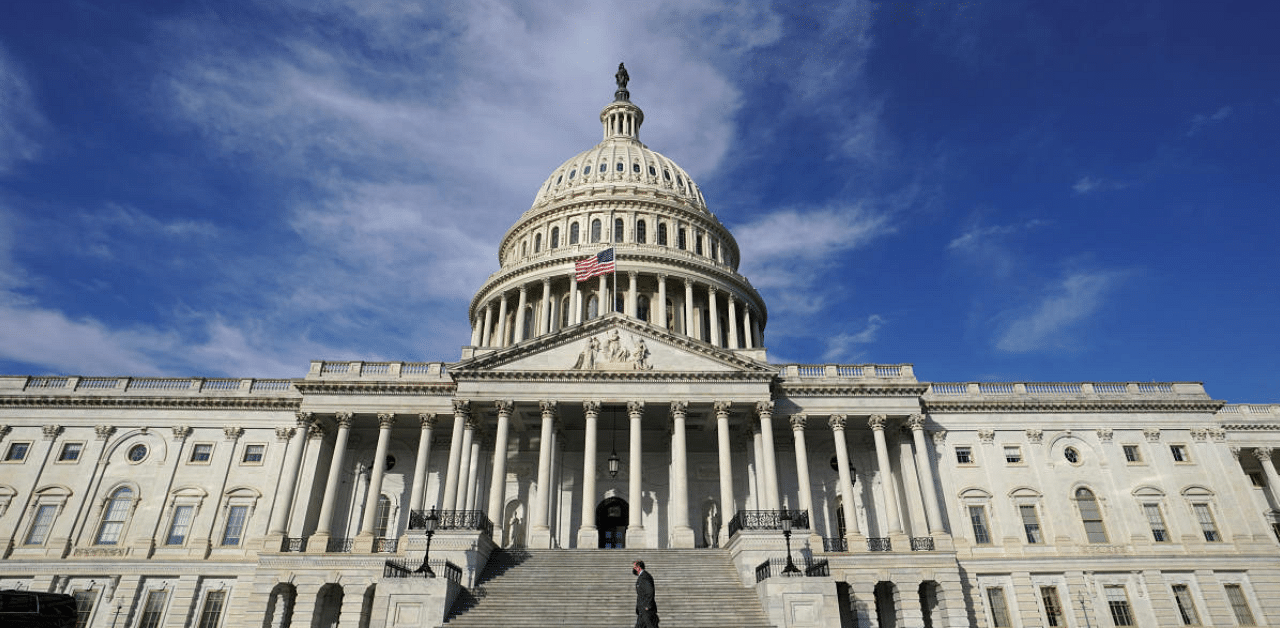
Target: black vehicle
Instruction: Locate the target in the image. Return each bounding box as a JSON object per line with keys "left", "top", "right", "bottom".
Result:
{"left": 0, "top": 589, "right": 79, "bottom": 628}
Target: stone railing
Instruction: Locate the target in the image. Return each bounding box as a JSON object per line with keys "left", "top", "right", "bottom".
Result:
{"left": 755, "top": 557, "right": 830, "bottom": 583}
{"left": 1218, "top": 404, "right": 1280, "bottom": 416}
{"left": 727, "top": 510, "right": 810, "bottom": 537}
{"left": 307, "top": 361, "right": 449, "bottom": 380}
{"left": 410, "top": 510, "right": 494, "bottom": 537}
{"left": 8, "top": 376, "right": 296, "bottom": 396}
{"left": 777, "top": 364, "right": 917, "bottom": 383}
{"left": 926, "top": 381, "right": 1208, "bottom": 399}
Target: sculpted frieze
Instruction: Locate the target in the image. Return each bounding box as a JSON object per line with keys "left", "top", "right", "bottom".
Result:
{"left": 572, "top": 330, "right": 652, "bottom": 371}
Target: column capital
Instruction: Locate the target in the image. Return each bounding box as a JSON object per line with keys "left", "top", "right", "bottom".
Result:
{"left": 540, "top": 399, "right": 558, "bottom": 418}
{"left": 453, "top": 398, "right": 471, "bottom": 417}
{"left": 377, "top": 413, "right": 397, "bottom": 429}
{"left": 657, "top": 272, "right": 668, "bottom": 281}
{"left": 829, "top": 414, "right": 848, "bottom": 431}
{"left": 275, "top": 426, "right": 296, "bottom": 442}
{"left": 1253, "top": 448, "right": 1274, "bottom": 463}
{"left": 40, "top": 425, "right": 61, "bottom": 441}
{"left": 541, "top": 277, "right": 551, "bottom": 287}
{"left": 418, "top": 413, "right": 438, "bottom": 428}
{"left": 223, "top": 426, "right": 244, "bottom": 441}
{"left": 335, "top": 411, "right": 354, "bottom": 428}
{"left": 518, "top": 285, "right": 528, "bottom": 295}
{"left": 707, "top": 285, "right": 718, "bottom": 295}
{"left": 628, "top": 270, "right": 638, "bottom": 279}
{"left": 583, "top": 400, "right": 601, "bottom": 416}
{"left": 627, "top": 400, "right": 645, "bottom": 417}
{"left": 867, "top": 414, "right": 887, "bottom": 430}
{"left": 790, "top": 414, "right": 808, "bottom": 431}
{"left": 94, "top": 425, "right": 115, "bottom": 440}
{"left": 295, "top": 411, "right": 315, "bottom": 428}
{"left": 905, "top": 414, "right": 925, "bottom": 430}
{"left": 670, "top": 400, "right": 688, "bottom": 419}
{"left": 495, "top": 400, "right": 513, "bottom": 416}
{"left": 713, "top": 400, "right": 732, "bottom": 417}
{"left": 464, "top": 415, "right": 480, "bottom": 430}
{"left": 167, "top": 425, "right": 188, "bottom": 441}
{"left": 756, "top": 400, "right": 774, "bottom": 417}
{"left": 308, "top": 423, "right": 326, "bottom": 440}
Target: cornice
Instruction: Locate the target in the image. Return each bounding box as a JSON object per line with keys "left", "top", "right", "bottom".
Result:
{"left": 1222, "top": 423, "right": 1280, "bottom": 431}
{"left": 292, "top": 382, "right": 457, "bottom": 396}
{"left": 777, "top": 383, "right": 929, "bottom": 397}
{"left": 452, "top": 370, "right": 775, "bottom": 384}
{"left": 0, "top": 395, "right": 301, "bottom": 411}
{"left": 923, "top": 398, "right": 1225, "bottom": 414}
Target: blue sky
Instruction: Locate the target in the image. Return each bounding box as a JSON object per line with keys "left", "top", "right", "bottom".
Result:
{"left": 0, "top": 1, "right": 1276, "bottom": 402}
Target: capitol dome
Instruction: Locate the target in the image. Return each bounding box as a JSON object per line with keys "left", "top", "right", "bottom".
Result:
{"left": 467, "top": 65, "right": 767, "bottom": 357}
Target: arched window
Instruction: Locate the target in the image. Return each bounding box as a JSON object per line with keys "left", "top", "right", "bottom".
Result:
{"left": 666, "top": 298, "right": 676, "bottom": 332}
{"left": 570, "top": 222, "right": 580, "bottom": 244}
{"left": 1076, "top": 487, "right": 1108, "bottom": 543}
{"left": 587, "top": 295, "right": 599, "bottom": 319}
{"left": 375, "top": 495, "right": 392, "bottom": 538}
{"left": 677, "top": 228, "right": 686, "bottom": 250}
{"left": 591, "top": 220, "right": 601, "bottom": 243}
{"left": 551, "top": 227, "right": 560, "bottom": 249}
{"left": 658, "top": 223, "right": 668, "bottom": 246}
{"left": 522, "top": 307, "right": 535, "bottom": 340}
{"left": 637, "top": 295, "right": 650, "bottom": 322}
{"left": 96, "top": 487, "right": 133, "bottom": 545}
{"left": 614, "top": 218, "right": 624, "bottom": 243}
{"left": 534, "top": 233, "right": 542, "bottom": 253}
{"left": 560, "top": 295, "right": 571, "bottom": 328}
{"left": 636, "top": 220, "right": 647, "bottom": 244}
{"left": 695, "top": 229, "right": 704, "bottom": 255}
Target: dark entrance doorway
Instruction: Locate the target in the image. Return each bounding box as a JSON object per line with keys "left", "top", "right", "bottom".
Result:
{"left": 596, "top": 497, "right": 628, "bottom": 548}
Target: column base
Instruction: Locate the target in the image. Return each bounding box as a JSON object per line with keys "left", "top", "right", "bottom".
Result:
{"left": 845, "top": 532, "right": 866, "bottom": 552}
{"left": 352, "top": 532, "right": 376, "bottom": 554}
{"left": 669, "top": 525, "right": 696, "bottom": 548}
{"left": 576, "top": 526, "right": 598, "bottom": 549}
{"left": 889, "top": 532, "right": 910, "bottom": 551}
{"left": 626, "top": 525, "right": 647, "bottom": 549}
{"left": 306, "top": 532, "right": 331, "bottom": 554}
{"left": 262, "top": 533, "right": 286, "bottom": 552}
{"left": 529, "top": 526, "right": 553, "bottom": 549}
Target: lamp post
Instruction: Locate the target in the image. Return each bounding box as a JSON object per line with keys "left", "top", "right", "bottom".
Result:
{"left": 608, "top": 408, "right": 620, "bottom": 478}
{"left": 415, "top": 508, "right": 439, "bottom": 577}
{"left": 781, "top": 510, "right": 801, "bottom": 575}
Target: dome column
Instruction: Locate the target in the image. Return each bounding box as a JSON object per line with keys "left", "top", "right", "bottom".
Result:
{"left": 708, "top": 286, "right": 721, "bottom": 347}
{"left": 569, "top": 271, "right": 581, "bottom": 325}
{"left": 741, "top": 307, "right": 753, "bottom": 349}
{"left": 539, "top": 279, "right": 552, "bottom": 336}
{"left": 495, "top": 292, "right": 509, "bottom": 347}
{"left": 684, "top": 278, "right": 696, "bottom": 340}
{"left": 626, "top": 271, "right": 638, "bottom": 318}
{"left": 727, "top": 295, "right": 740, "bottom": 349}
{"left": 481, "top": 303, "right": 494, "bottom": 346}
{"left": 470, "top": 316, "right": 482, "bottom": 346}
{"left": 514, "top": 286, "right": 529, "bottom": 343}
{"left": 751, "top": 314, "right": 762, "bottom": 347}
{"left": 657, "top": 274, "right": 668, "bottom": 330}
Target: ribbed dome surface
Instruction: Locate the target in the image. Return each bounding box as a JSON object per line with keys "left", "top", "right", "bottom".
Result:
{"left": 531, "top": 138, "right": 706, "bottom": 212}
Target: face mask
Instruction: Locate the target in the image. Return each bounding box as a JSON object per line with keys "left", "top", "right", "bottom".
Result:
{"left": 632, "top": 567, "right": 639, "bottom": 575}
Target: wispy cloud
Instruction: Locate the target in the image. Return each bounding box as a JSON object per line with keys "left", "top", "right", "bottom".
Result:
{"left": 1186, "top": 105, "right": 1233, "bottom": 137}
{"left": 823, "top": 314, "right": 884, "bottom": 362}
{"left": 947, "top": 218, "right": 1048, "bottom": 277}
{"left": 1071, "top": 175, "right": 1128, "bottom": 195}
{"left": 0, "top": 45, "right": 45, "bottom": 173}
{"left": 995, "top": 270, "right": 1125, "bottom": 353}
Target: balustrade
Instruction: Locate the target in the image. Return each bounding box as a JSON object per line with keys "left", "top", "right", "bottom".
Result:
{"left": 867, "top": 537, "right": 892, "bottom": 552}
{"left": 280, "top": 537, "right": 307, "bottom": 553}
{"left": 326, "top": 538, "right": 354, "bottom": 553}
{"left": 821, "top": 537, "right": 848, "bottom": 553}
{"left": 728, "top": 510, "right": 810, "bottom": 537}
{"left": 411, "top": 509, "right": 494, "bottom": 537}
{"left": 910, "top": 536, "right": 935, "bottom": 551}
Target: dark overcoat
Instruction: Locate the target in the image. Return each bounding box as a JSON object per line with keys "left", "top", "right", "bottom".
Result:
{"left": 635, "top": 569, "right": 659, "bottom": 627}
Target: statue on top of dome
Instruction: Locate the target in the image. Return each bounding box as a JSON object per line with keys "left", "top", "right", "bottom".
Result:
{"left": 614, "top": 63, "right": 630, "bottom": 102}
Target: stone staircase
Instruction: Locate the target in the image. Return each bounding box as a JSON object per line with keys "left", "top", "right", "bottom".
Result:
{"left": 444, "top": 548, "right": 775, "bottom": 628}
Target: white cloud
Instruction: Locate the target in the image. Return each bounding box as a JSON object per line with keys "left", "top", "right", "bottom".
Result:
{"left": 823, "top": 314, "right": 884, "bottom": 362}
{"left": 1072, "top": 175, "right": 1126, "bottom": 195}
{"left": 995, "top": 270, "right": 1124, "bottom": 353}
{"left": 0, "top": 45, "right": 45, "bottom": 173}
{"left": 1186, "top": 105, "right": 1233, "bottom": 137}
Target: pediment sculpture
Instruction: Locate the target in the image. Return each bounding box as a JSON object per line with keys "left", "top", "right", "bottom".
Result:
{"left": 571, "top": 329, "right": 653, "bottom": 371}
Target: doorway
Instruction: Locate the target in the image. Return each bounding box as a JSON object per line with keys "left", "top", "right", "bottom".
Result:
{"left": 596, "top": 497, "right": 628, "bottom": 548}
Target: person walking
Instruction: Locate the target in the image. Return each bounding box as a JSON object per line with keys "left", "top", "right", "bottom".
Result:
{"left": 633, "top": 560, "right": 659, "bottom": 627}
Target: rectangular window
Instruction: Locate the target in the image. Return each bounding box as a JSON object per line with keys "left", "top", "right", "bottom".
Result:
{"left": 1193, "top": 504, "right": 1220, "bottom": 542}
{"left": 166, "top": 505, "right": 194, "bottom": 545}
{"left": 1123, "top": 445, "right": 1142, "bottom": 463}
{"left": 241, "top": 444, "right": 265, "bottom": 464}
{"left": 1171, "top": 584, "right": 1201, "bottom": 625}
{"left": 677, "top": 228, "right": 686, "bottom": 250}
{"left": 189, "top": 444, "right": 213, "bottom": 463}
{"left": 5, "top": 441, "right": 30, "bottom": 461}
{"left": 24, "top": 504, "right": 57, "bottom": 545}
{"left": 986, "top": 587, "right": 1011, "bottom": 627}
{"left": 73, "top": 589, "right": 96, "bottom": 628}
{"left": 221, "top": 505, "right": 248, "bottom": 546}
{"left": 1020, "top": 505, "right": 1043, "bottom": 543}
{"left": 955, "top": 446, "right": 973, "bottom": 464}
{"left": 1105, "top": 585, "right": 1135, "bottom": 626}
{"left": 59, "top": 442, "right": 84, "bottom": 462}
{"left": 694, "top": 230, "right": 704, "bottom": 255}
{"left": 1004, "top": 446, "right": 1023, "bottom": 463}
{"left": 1039, "top": 586, "right": 1064, "bottom": 627}
{"left": 1223, "top": 584, "right": 1256, "bottom": 626}
{"left": 138, "top": 590, "right": 167, "bottom": 628}
{"left": 1171, "top": 444, "right": 1190, "bottom": 462}
{"left": 969, "top": 505, "right": 991, "bottom": 545}
{"left": 197, "top": 590, "right": 226, "bottom": 628}
{"left": 1143, "top": 503, "right": 1169, "bottom": 542}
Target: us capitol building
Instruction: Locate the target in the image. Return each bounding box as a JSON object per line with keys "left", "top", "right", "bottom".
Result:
{"left": 2, "top": 68, "right": 1278, "bottom": 628}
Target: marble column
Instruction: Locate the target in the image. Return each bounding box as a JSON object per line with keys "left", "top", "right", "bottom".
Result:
{"left": 577, "top": 401, "right": 601, "bottom": 548}
{"left": 714, "top": 401, "right": 735, "bottom": 546}
{"left": 907, "top": 414, "right": 945, "bottom": 534}
{"left": 742, "top": 308, "right": 754, "bottom": 349}
{"left": 757, "top": 401, "right": 781, "bottom": 510}
{"left": 312, "top": 412, "right": 353, "bottom": 542}
{"left": 455, "top": 416, "right": 477, "bottom": 510}
{"left": 790, "top": 415, "right": 814, "bottom": 518}
{"left": 539, "top": 279, "right": 552, "bottom": 336}
{"left": 829, "top": 415, "right": 862, "bottom": 541}
{"left": 869, "top": 414, "right": 904, "bottom": 535}
{"left": 598, "top": 275, "right": 608, "bottom": 315}
{"left": 670, "top": 401, "right": 694, "bottom": 547}
{"left": 408, "top": 413, "right": 437, "bottom": 516}
{"left": 359, "top": 413, "right": 396, "bottom": 537}
{"left": 530, "top": 400, "right": 556, "bottom": 548}
{"left": 684, "top": 278, "right": 695, "bottom": 339}
{"left": 268, "top": 412, "right": 313, "bottom": 537}
{"left": 626, "top": 400, "right": 646, "bottom": 548}
{"left": 495, "top": 293, "right": 509, "bottom": 347}
{"left": 569, "top": 273, "right": 581, "bottom": 325}
{"left": 751, "top": 420, "right": 765, "bottom": 509}
{"left": 440, "top": 400, "right": 469, "bottom": 512}
{"left": 470, "top": 315, "right": 482, "bottom": 346}
{"left": 627, "top": 271, "right": 638, "bottom": 317}
{"left": 463, "top": 426, "right": 484, "bottom": 511}
{"left": 708, "top": 286, "right": 721, "bottom": 347}
{"left": 657, "top": 274, "right": 668, "bottom": 329}
{"left": 513, "top": 286, "right": 529, "bottom": 343}
{"left": 481, "top": 303, "right": 493, "bottom": 346}
{"left": 751, "top": 317, "right": 762, "bottom": 347}
{"left": 727, "top": 296, "right": 739, "bottom": 349}
{"left": 487, "top": 401, "right": 513, "bottom": 535}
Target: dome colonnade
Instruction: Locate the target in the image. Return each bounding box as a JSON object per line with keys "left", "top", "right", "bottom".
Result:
{"left": 467, "top": 68, "right": 766, "bottom": 353}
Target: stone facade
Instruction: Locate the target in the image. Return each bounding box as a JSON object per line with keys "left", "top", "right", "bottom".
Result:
{"left": 1, "top": 72, "right": 1278, "bottom": 628}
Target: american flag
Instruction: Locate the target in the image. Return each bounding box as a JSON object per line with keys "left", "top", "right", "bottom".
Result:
{"left": 575, "top": 248, "right": 615, "bottom": 281}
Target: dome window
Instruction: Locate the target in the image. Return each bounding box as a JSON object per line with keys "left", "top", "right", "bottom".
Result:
{"left": 556, "top": 174, "right": 563, "bottom": 184}
{"left": 636, "top": 220, "right": 646, "bottom": 244}
{"left": 632, "top": 163, "right": 640, "bottom": 173}
{"left": 657, "top": 223, "right": 668, "bottom": 246}
{"left": 534, "top": 233, "right": 542, "bottom": 252}
{"left": 584, "top": 165, "right": 591, "bottom": 175}
{"left": 616, "top": 162, "right": 624, "bottom": 172}
{"left": 663, "top": 169, "right": 671, "bottom": 181}
{"left": 649, "top": 166, "right": 656, "bottom": 176}
{"left": 570, "top": 222, "right": 580, "bottom": 244}
{"left": 677, "top": 175, "right": 684, "bottom": 187}
{"left": 614, "top": 218, "right": 624, "bottom": 242}
{"left": 551, "top": 227, "right": 560, "bottom": 249}
{"left": 591, "top": 219, "right": 602, "bottom": 243}
{"left": 569, "top": 169, "right": 576, "bottom": 179}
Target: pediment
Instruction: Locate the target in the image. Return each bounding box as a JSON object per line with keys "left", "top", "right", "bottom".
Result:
{"left": 451, "top": 314, "right": 775, "bottom": 377}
